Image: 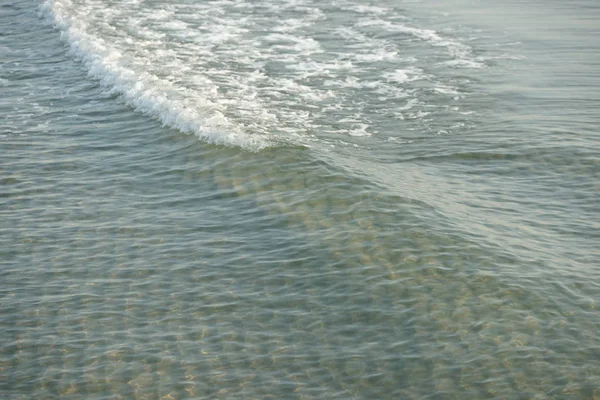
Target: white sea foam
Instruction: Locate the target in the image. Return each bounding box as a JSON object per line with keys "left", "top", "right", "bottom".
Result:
{"left": 272, "top": 18, "right": 314, "bottom": 33}
{"left": 347, "top": 124, "right": 372, "bottom": 137}
{"left": 284, "top": 60, "right": 355, "bottom": 78}
{"left": 40, "top": 0, "right": 274, "bottom": 150}
{"left": 357, "top": 19, "right": 485, "bottom": 68}
{"left": 39, "top": 0, "right": 483, "bottom": 149}
{"left": 398, "top": 98, "right": 420, "bottom": 111}
{"left": 387, "top": 137, "right": 413, "bottom": 143}
{"left": 383, "top": 67, "right": 426, "bottom": 84}
{"left": 441, "top": 59, "right": 484, "bottom": 69}
{"left": 347, "top": 5, "right": 390, "bottom": 15}
{"left": 263, "top": 33, "right": 323, "bottom": 56}
{"left": 353, "top": 48, "right": 399, "bottom": 62}
{"left": 323, "top": 76, "right": 382, "bottom": 90}
{"left": 433, "top": 85, "right": 460, "bottom": 95}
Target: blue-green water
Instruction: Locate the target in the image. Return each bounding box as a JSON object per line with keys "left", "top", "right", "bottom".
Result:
{"left": 2, "top": 0, "right": 599, "bottom": 398}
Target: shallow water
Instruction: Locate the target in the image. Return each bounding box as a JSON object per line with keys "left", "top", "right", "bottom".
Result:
{"left": 2, "top": 0, "right": 599, "bottom": 398}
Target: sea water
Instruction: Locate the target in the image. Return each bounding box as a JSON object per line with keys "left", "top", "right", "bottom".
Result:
{"left": 2, "top": 0, "right": 599, "bottom": 398}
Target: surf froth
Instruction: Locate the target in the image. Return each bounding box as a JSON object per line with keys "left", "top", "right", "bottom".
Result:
{"left": 39, "top": 0, "right": 274, "bottom": 150}
{"left": 38, "top": 0, "right": 489, "bottom": 150}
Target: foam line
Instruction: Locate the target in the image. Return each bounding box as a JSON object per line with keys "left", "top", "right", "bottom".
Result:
{"left": 39, "top": 0, "right": 273, "bottom": 151}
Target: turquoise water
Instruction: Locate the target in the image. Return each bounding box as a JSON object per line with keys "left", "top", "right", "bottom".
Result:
{"left": 2, "top": 0, "right": 599, "bottom": 398}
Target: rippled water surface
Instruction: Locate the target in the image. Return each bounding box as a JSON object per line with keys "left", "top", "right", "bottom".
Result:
{"left": 2, "top": 0, "right": 599, "bottom": 398}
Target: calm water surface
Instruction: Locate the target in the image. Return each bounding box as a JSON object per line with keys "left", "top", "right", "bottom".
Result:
{"left": 2, "top": 0, "right": 599, "bottom": 398}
